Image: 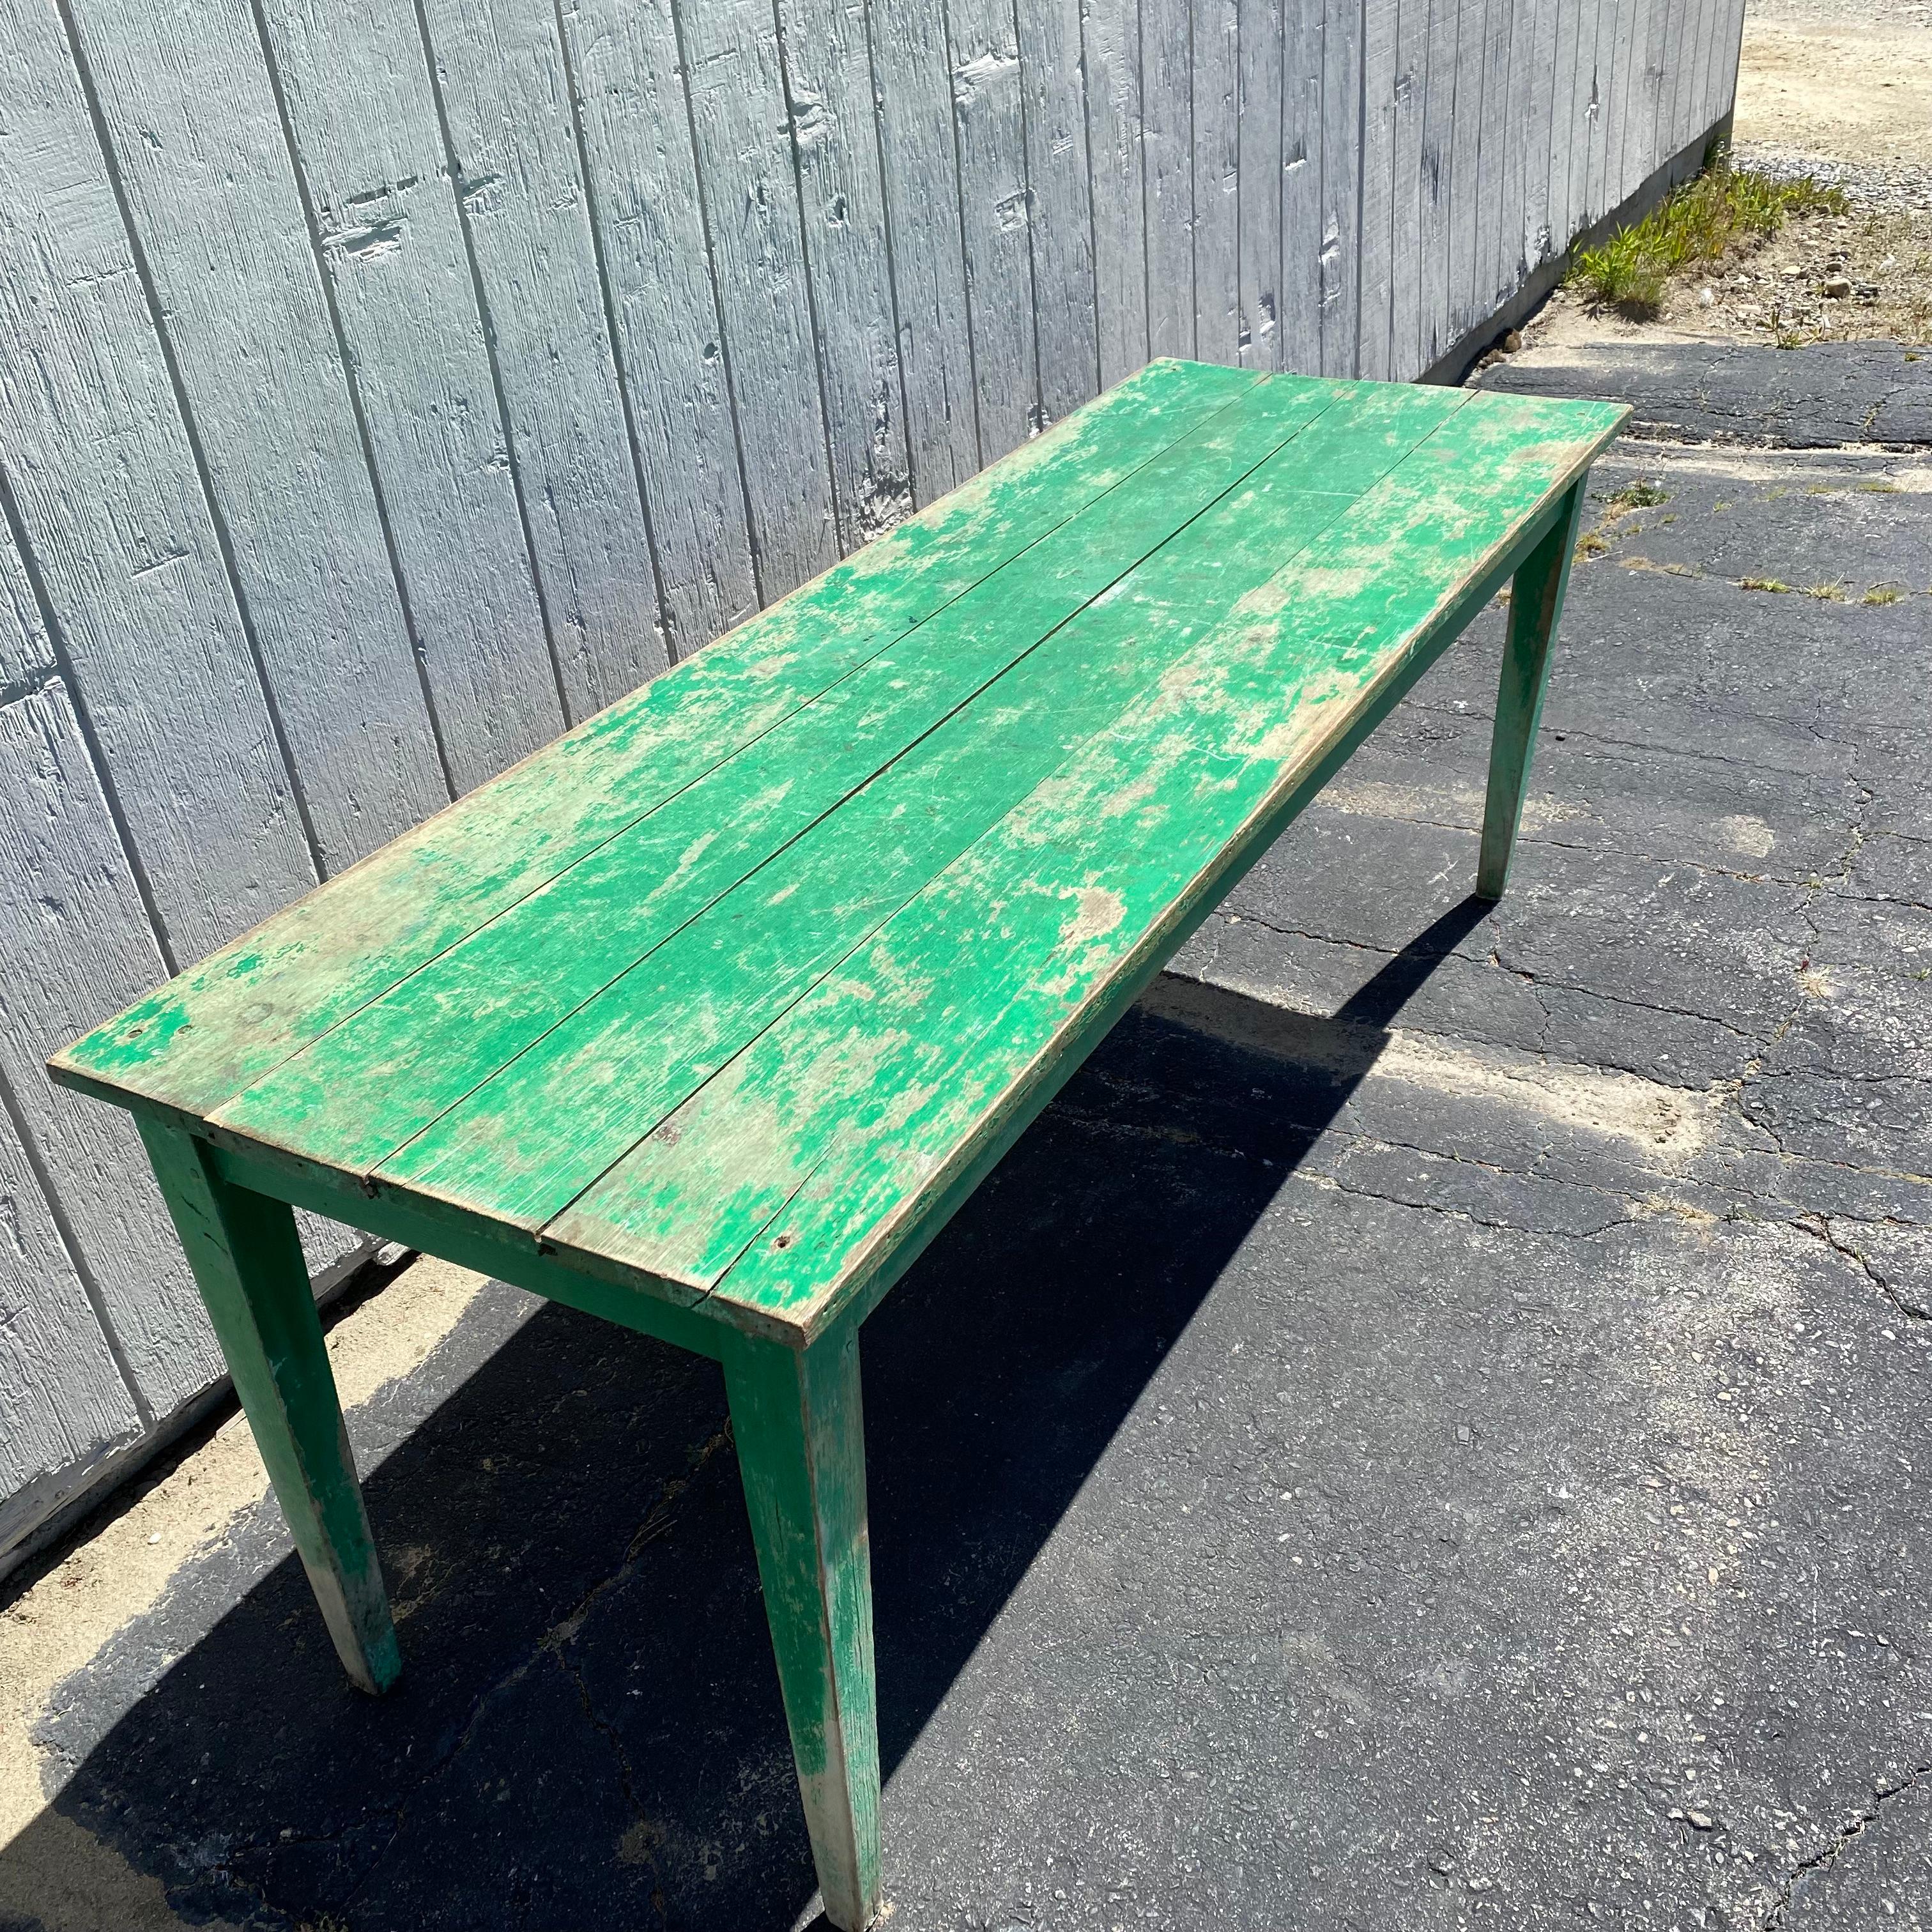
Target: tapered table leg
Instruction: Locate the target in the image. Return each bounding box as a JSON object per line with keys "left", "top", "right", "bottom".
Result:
{"left": 1478, "top": 479, "right": 1590, "bottom": 900}
{"left": 139, "top": 1119, "right": 399, "bottom": 1694}
{"left": 724, "top": 1318, "right": 881, "bottom": 1929}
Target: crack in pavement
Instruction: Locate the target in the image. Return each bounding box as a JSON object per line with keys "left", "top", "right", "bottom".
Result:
{"left": 1759, "top": 1761, "right": 1932, "bottom": 1928}
{"left": 1790, "top": 1212, "right": 1932, "bottom": 1324}
{"left": 1204, "top": 906, "right": 1777, "bottom": 1055}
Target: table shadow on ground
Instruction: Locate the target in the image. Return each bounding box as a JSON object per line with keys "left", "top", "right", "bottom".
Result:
{"left": 2, "top": 900, "right": 1489, "bottom": 1932}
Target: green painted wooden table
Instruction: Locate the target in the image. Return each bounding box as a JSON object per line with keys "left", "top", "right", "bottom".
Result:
{"left": 53, "top": 362, "right": 1625, "bottom": 1929}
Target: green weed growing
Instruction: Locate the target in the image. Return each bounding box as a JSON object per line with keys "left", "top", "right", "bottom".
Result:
{"left": 1568, "top": 151, "right": 1848, "bottom": 319}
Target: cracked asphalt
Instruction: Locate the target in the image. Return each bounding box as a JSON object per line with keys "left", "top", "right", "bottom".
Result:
{"left": 1, "top": 356, "right": 1928, "bottom": 1931}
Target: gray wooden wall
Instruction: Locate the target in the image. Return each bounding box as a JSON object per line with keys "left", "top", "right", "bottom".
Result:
{"left": 0, "top": 0, "right": 1744, "bottom": 1564}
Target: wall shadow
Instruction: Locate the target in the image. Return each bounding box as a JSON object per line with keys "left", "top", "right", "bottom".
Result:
{"left": 3, "top": 900, "right": 1490, "bottom": 1932}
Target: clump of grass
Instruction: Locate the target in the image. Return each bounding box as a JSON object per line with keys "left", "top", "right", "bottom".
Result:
{"left": 1601, "top": 477, "right": 1669, "bottom": 511}
{"left": 1804, "top": 582, "right": 1846, "bottom": 602}
{"left": 1575, "top": 530, "right": 1612, "bottom": 560}
{"left": 1741, "top": 577, "right": 1793, "bottom": 594}
{"left": 1570, "top": 151, "right": 1849, "bottom": 318}
{"left": 1863, "top": 584, "right": 1903, "bottom": 606}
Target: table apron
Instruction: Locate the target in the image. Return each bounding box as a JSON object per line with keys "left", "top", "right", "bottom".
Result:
{"left": 206, "top": 1140, "right": 730, "bottom": 1362}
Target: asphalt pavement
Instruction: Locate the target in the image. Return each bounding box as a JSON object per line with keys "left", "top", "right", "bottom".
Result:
{"left": 3, "top": 346, "right": 1928, "bottom": 1932}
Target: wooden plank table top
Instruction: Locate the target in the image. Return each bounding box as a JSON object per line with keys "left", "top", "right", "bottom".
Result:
{"left": 53, "top": 360, "right": 1625, "bottom": 1930}
{"left": 54, "top": 360, "right": 1624, "bottom": 1347}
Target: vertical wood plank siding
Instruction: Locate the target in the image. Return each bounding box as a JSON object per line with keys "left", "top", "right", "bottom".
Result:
{"left": 0, "top": 0, "right": 1740, "bottom": 1561}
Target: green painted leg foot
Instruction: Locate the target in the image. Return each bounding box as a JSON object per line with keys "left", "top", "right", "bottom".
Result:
{"left": 1477, "top": 479, "right": 1589, "bottom": 901}
{"left": 139, "top": 1120, "right": 401, "bottom": 1695}
{"left": 724, "top": 1322, "right": 882, "bottom": 1930}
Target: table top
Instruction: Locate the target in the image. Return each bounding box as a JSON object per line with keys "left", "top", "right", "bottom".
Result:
{"left": 54, "top": 362, "right": 1625, "bottom": 1342}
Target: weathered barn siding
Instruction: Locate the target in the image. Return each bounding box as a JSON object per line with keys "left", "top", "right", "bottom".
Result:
{"left": 0, "top": 0, "right": 1744, "bottom": 1565}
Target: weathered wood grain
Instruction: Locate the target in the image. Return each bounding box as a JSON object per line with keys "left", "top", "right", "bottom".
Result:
{"left": 0, "top": 0, "right": 318, "bottom": 965}
{"left": 1388, "top": 0, "right": 1428, "bottom": 377}
{"left": 776, "top": 0, "right": 914, "bottom": 549}
{"left": 1495, "top": 0, "right": 1527, "bottom": 306}
{"left": 1319, "top": 0, "right": 1363, "bottom": 372}
{"left": 359, "top": 398, "right": 1372, "bottom": 1223}
{"left": 1547, "top": 0, "right": 1583, "bottom": 275}
{"left": 1710, "top": 0, "right": 1746, "bottom": 144}
{"left": 1415, "top": 0, "right": 1457, "bottom": 369}
{"left": 1141, "top": 0, "right": 1195, "bottom": 360}
{"left": 722, "top": 1324, "right": 879, "bottom": 1929}
{"left": 1679, "top": 0, "right": 1717, "bottom": 156}
{"left": 1018, "top": 0, "right": 1100, "bottom": 419}
{"left": 1579, "top": 0, "right": 1609, "bottom": 219}
{"left": 1238, "top": 0, "right": 1284, "bottom": 369}
{"left": 1472, "top": 0, "right": 1514, "bottom": 313}
{"left": 0, "top": 1097, "right": 144, "bottom": 1557}
{"left": 560, "top": 0, "right": 759, "bottom": 650}
{"left": 0, "top": 523, "right": 151, "bottom": 1497}
{"left": 1708, "top": 0, "right": 1737, "bottom": 150}
{"left": 1192, "top": 0, "right": 1243, "bottom": 365}
{"left": 0, "top": 683, "right": 220, "bottom": 1414}
{"left": 540, "top": 381, "right": 1467, "bottom": 1287}
{"left": 1086, "top": 0, "right": 1151, "bottom": 386}
{"left": 1684, "top": 0, "right": 1714, "bottom": 153}
{"left": 866, "top": 0, "right": 982, "bottom": 505}
{"left": 1641, "top": 0, "right": 1672, "bottom": 201}
{"left": 1445, "top": 0, "right": 1483, "bottom": 339}
{"left": 551, "top": 390, "right": 1624, "bottom": 1331}
{"left": 257, "top": 0, "right": 567, "bottom": 797}
{"left": 678, "top": 0, "right": 840, "bottom": 601}
{"left": 1584, "top": 0, "right": 1615, "bottom": 225}
{"left": 1280, "top": 0, "right": 1325, "bottom": 374}
{"left": 63, "top": 0, "right": 454, "bottom": 868}
{"left": 0, "top": 525, "right": 50, "bottom": 694}
{"left": 1638, "top": 0, "right": 1668, "bottom": 203}
{"left": 1605, "top": 0, "right": 1640, "bottom": 211}
{"left": 9, "top": 0, "right": 1744, "bottom": 1556}
{"left": 417, "top": 0, "right": 670, "bottom": 716}
{"left": 65, "top": 378, "right": 1625, "bottom": 1915}
{"left": 947, "top": 0, "right": 1039, "bottom": 460}
{"left": 1524, "top": 0, "right": 1560, "bottom": 277}
{"left": 1357, "top": 0, "right": 1399, "bottom": 379}
{"left": 1656, "top": 0, "right": 1685, "bottom": 159}
{"left": 52, "top": 362, "right": 1251, "bottom": 1121}
{"left": 141, "top": 1117, "right": 400, "bottom": 1695}
{"left": 229, "top": 378, "right": 1334, "bottom": 1199}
